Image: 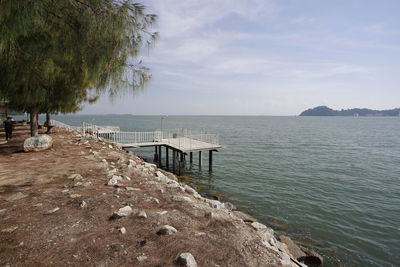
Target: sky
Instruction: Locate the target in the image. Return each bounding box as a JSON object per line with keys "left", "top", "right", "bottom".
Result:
{"left": 80, "top": 0, "right": 400, "bottom": 115}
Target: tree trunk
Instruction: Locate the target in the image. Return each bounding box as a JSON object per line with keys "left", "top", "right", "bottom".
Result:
{"left": 45, "top": 112, "right": 50, "bottom": 125}
{"left": 29, "top": 106, "right": 38, "bottom": 137}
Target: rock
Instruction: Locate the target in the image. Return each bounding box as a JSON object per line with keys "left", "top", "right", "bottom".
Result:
{"left": 138, "top": 210, "right": 147, "bottom": 219}
{"left": 137, "top": 255, "right": 147, "bottom": 262}
{"left": 171, "top": 195, "right": 192, "bottom": 202}
{"left": 108, "top": 144, "right": 113, "bottom": 149}
{"left": 1, "top": 226, "right": 18, "bottom": 233}
{"left": 70, "top": 194, "right": 81, "bottom": 199}
{"left": 279, "top": 235, "right": 307, "bottom": 260}
{"left": 107, "top": 175, "right": 123, "bottom": 186}
{"left": 176, "top": 253, "right": 197, "bottom": 267}
{"left": 231, "top": 211, "right": 257, "bottom": 223}
{"left": 157, "top": 211, "right": 168, "bottom": 215}
{"left": 23, "top": 135, "right": 53, "bottom": 152}
{"left": 222, "top": 202, "right": 236, "bottom": 211}
{"left": 251, "top": 222, "right": 268, "bottom": 230}
{"left": 167, "top": 183, "right": 185, "bottom": 191}
{"left": 183, "top": 185, "right": 201, "bottom": 198}
{"left": 113, "top": 206, "right": 133, "bottom": 218}
{"left": 80, "top": 201, "right": 87, "bottom": 208}
{"left": 157, "top": 225, "right": 177, "bottom": 235}
{"left": 0, "top": 209, "right": 6, "bottom": 213}
{"left": 119, "top": 227, "right": 127, "bottom": 234}
{"left": 6, "top": 192, "right": 28, "bottom": 202}
{"left": 45, "top": 207, "right": 60, "bottom": 214}
{"left": 68, "top": 174, "right": 83, "bottom": 181}
{"left": 33, "top": 203, "right": 43, "bottom": 207}
{"left": 298, "top": 246, "right": 323, "bottom": 266}
{"left": 61, "top": 189, "right": 69, "bottom": 193}
{"left": 208, "top": 200, "right": 224, "bottom": 209}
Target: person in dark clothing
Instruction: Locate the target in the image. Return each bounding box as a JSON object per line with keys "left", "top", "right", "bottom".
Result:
{"left": 3, "top": 116, "right": 13, "bottom": 140}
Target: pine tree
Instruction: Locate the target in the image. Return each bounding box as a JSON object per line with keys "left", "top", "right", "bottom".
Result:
{"left": 0, "top": 0, "right": 157, "bottom": 136}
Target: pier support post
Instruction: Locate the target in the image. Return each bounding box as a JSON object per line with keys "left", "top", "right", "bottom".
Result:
{"left": 199, "top": 151, "right": 202, "bottom": 168}
{"left": 209, "top": 150, "right": 213, "bottom": 172}
{"left": 158, "top": 146, "right": 162, "bottom": 166}
{"left": 172, "top": 150, "right": 176, "bottom": 172}
{"left": 154, "top": 146, "right": 159, "bottom": 163}
{"left": 178, "top": 151, "right": 184, "bottom": 176}
{"left": 190, "top": 152, "right": 193, "bottom": 164}
{"left": 166, "top": 147, "right": 169, "bottom": 169}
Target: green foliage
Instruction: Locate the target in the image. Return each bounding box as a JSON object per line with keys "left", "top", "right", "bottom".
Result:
{"left": 0, "top": 0, "right": 157, "bottom": 115}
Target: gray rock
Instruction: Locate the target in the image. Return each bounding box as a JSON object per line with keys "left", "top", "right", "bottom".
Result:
{"left": 45, "top": 207, "right": 60, "bottom": 214}
{"left": 1, "top": 226, "right": 18, "bottom": 233}
{"left": 114, "top": 206, "right": 133, "bottom": 217}
{"left": 251, "top": 222, "right": 268, "bottom": 230}
{"left": 23, "top": 135, "right": 53, "bottom": 152}
{"left": 177, "top": 253, "right": 197, "bottom": 267}
{"left": 68, "top": 174, "right": 83, "bottom": 181}
{"left": 80, "top": 201, "right": 87, "bottom": 208}
{"left": 231, "top": 211, "right": 257, "bottom": 222}
{"left": 157, "top": 225, "right": 177, "bottom": 235}
{"left": 107, "top": 175, "right": 123, "bottom": 186}
{"left": 6, "top": 192, "right": 28, "bottom": 202}
{"left": 138, "top": 210, "right": 147, "bottom": 218}
{"left": 137, "top": 255, "right": 147, "bottom": 262}
{"left": 171, "top": 195, "right": 192, "bottom": 202}
{"left": 279, "top": 235, "right": 307, "bottom": 260}
{"left": 119, "top": 227, "right": 127, "bottom": 234}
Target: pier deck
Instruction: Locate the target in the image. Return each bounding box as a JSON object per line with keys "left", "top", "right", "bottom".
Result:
{"left": 119, "top": 137, "right": 222, "bottom": 153}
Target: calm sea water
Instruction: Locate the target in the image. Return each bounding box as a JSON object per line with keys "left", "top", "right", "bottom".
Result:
{"left": 53, "top": 115, "right": 400, "bottom": 267}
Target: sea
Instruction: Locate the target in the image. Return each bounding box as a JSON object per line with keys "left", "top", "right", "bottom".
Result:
{"left": 49, "top": 115, "right": 400, "bottom": 267}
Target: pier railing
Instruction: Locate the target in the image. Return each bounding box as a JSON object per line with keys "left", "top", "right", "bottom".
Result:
{"left": 51, "top": 120, "right": 220, "bottom": 150}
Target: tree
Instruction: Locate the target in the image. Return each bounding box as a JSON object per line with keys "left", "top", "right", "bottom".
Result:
{"left": 0, "top": 0, "right": 157, "bottom": 136}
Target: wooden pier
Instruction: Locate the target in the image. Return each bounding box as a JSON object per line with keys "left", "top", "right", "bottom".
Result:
{"left": 51, "top": 121, "right": 223, "bottom": 174}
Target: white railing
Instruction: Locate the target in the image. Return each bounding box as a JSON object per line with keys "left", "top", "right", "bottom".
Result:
{"left": 50, "top": 120, "right": 220, "bottom": 150}
{"left": 50, "top": 120, "right": 82, "bottom": 132}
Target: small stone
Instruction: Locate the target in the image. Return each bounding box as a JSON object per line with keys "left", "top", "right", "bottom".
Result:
{"left": 157, "top": 211, "right": 168, "bottom": 215}
{"left": 125, "top": 176, "right": 131, "bottom": 181}
{"left": 138, "top": 210, "right": 147, "bottom": 218}
{"left": 176, "top": 253, "right": 197, "bottom": 267}
{"left": 119, "top": 227, "right": 127, "bottom": 234}
{"left": 1, "top": 226, "right": 18, "bottom": 233}
{"left": 45, "top": 207, "right": 60, "bottom": 214}
{"left": 33, "top": 203, "right": 43, "bottom": 207}
{"left": 171, "top": 195, "right": 192, "bottom": 202}
{"left": 108, "top": 175, "right": 123, "bottom": 186}
{"left": 70, "top": 194, "right": 81, "bottom": 199}
{"left": 73, "top": 182, "right": 83, "bottom": 187}
{"left": 251, "top": 222, "right": 267, "bottom": 230}
{"left": 137, "top": 255, "right": 147, "bottom": 262}
{"left": 0, "top": 209, "right": 7, "bottom": 213}
{"left": 6, "top": 192, "right": 28, "bottom": 202}
{"left": 115, "top": 206, "right": 133, "bottom": 217}
{"left": 68, "top": 174, "right": 83, "bottom": 181}
{"left": 157, "top": 225, "right": 177, "bottom": 235}
{"left": 61, "top": 189, "right": 69, "bottom": 193}
{"left": 80, "top": 201, "right": 87, "bottom": 208}
{"left": 108, "top": 145, "right": 113, "bottom": 148}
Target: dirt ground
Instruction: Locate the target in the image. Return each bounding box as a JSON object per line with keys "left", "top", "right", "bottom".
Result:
{"left": 0, "top": 125, "right": 294, "bottom": 267}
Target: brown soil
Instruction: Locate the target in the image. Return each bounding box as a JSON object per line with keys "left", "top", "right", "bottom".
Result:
{"left": 0, "top": 126, "right": 291, "bottom": 266}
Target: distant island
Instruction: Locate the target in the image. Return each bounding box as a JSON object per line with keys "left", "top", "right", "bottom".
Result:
{"left": 300, "top": 106, "right": 400, "bottom": 116}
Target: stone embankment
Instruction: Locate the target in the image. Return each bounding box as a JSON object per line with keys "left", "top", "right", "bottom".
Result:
{"left": 0, "top": 126, "right": 317, "bottom": 266}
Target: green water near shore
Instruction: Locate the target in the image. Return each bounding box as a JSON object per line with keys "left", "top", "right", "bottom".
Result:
{"left": 52, "top": 115, "right": 400, "bottom": 267}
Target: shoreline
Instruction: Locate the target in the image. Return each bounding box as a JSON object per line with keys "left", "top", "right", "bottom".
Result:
{"left": 0, "top": 125, "right": 318, "bottom": 266}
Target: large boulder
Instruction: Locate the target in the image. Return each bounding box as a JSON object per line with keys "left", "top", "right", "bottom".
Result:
{"left": 23, "top": 135, "right": 53, "bottom": 152}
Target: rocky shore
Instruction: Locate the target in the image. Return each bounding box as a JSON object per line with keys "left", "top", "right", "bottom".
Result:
{"left": 0, "top": 126, "right": 319, "bottom": 266}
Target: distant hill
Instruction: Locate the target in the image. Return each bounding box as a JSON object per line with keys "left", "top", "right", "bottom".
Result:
{"left": 300, "top": 106, "right": 400, "bottom": 116}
